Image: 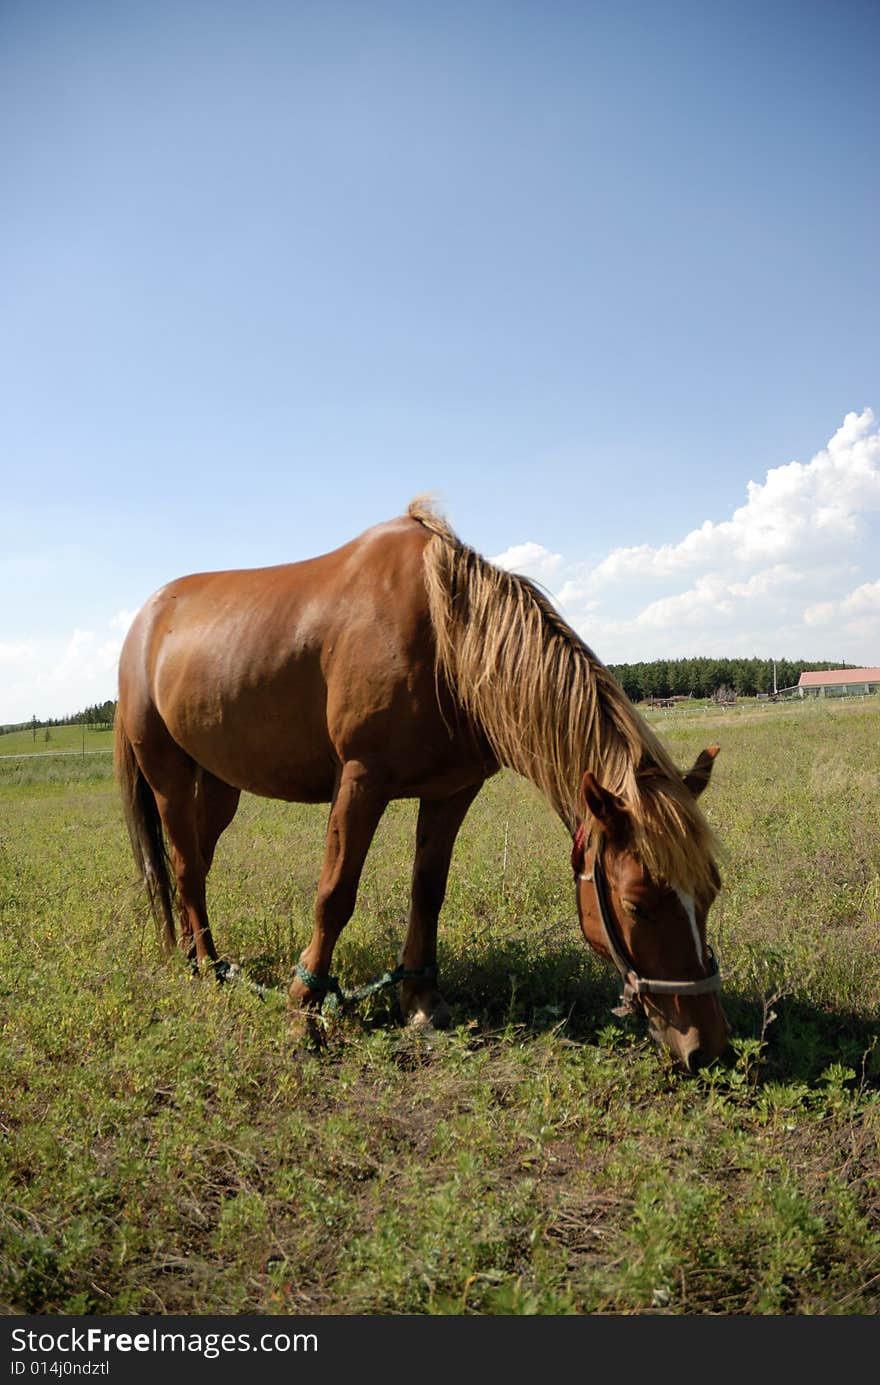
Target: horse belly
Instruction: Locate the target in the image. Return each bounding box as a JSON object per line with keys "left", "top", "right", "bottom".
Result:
{"left": 154, "top": 639, "right": 338, "bottom": 802}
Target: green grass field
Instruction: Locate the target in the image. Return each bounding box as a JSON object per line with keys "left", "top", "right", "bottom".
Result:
{"left": 0, "top": 723, "right": 114, "bottom": 756}
{"left": 1, "top": 699, "right": 878, "bottom": 1314}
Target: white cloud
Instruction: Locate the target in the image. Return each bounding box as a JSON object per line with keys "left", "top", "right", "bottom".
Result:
{"left": 635, "top": 576, "right": 735, "bottom": 630}
{"left": 108, "top": 609, "right": 137, "bottom": 634}
{"left": 0, "top": 616, "right": 127, "bottom": 724}
{"left": 805, "top": 578, "right": 880, "bottom": 625}
{"left": 491, "top": 541, "right": 563, "bottom": 583}
{"left": 588, "top": 408, "right": 880, "bottom": 587}
{"left": 0, "top": 641, "right": 35, "bottom": 668}
{"left": 50, "top": 628, "right": 123, "bottom": 689}
{"left": 726, "top": 565, "right": 804, "bottom": 599}
{"left": 501, "top": 410, "right": 880, "bottom": 665}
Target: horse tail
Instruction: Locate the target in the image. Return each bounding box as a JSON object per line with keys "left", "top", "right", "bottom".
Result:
{"left": 114, "top": 715, "right": 177, "bottom": 954}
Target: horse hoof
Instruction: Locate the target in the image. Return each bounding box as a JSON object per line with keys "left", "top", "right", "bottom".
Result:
{"left": 211, "top": 959, "right": 238, "bottom": 984}
{"left": 288, "top": 1006, "right": 327, "bottom": 1052}
{"left": 405, "top": 994, "right": 451, "bottom": 1031}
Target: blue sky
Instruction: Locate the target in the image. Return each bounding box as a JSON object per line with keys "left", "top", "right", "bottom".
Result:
{"left": 2, "top": 0, "right": 878, "bottom": 722}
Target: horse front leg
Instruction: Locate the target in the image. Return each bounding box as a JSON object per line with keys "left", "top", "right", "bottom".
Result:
{"left": 288, "top": 761, "right": 388, "bottom": 1044}
{"left": 399, "top": 782, "right": 483, "bottom": 1030}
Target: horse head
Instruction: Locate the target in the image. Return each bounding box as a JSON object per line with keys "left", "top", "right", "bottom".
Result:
{"left": 573, "top": 746, "right": 729, "bottom": 1074}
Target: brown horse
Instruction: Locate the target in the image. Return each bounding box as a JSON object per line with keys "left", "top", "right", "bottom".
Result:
{"left": 115, "top": 498, "right": 729, "bottom": 1072}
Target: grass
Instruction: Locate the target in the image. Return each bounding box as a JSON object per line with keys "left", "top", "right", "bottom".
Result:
{"left": 1, "top": 697, "right": 878, "bottom": 1314}
{"left": 0, "top": 723, "right": 114, "bottom": 790}
{"left": 0, "top": 723, "right": 114, "bottom": 757}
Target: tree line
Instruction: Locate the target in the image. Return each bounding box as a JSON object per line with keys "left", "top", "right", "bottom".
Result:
{"left": 0, "top": 658, "right": 859, "bottom": 738}
{"left": 604, "top": 657, "right": 851, "bottom": 703}
{"left": 1, "top": 701, "right": 117, "bottom": 738}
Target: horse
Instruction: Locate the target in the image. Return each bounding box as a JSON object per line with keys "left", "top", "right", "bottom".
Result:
{"left": 115, "top": 498, "right": 729, "bottom": 1072}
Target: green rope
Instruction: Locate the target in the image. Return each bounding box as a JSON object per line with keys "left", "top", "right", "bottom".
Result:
{"left": 212, "top": 957, "right": 438, "bottom": 1018}
{"left": 294, "top": 959, "right": 438, "bottom": 1013}
{"left": 211, "top": 958, "right": 287, "bottom": 1006}
{"left": 293, "top": 961, "right": 343, "bottom": 997}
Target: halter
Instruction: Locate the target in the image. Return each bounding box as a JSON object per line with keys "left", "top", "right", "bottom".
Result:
{"left": 571, "top": 823, "right": 721, "bottom": 1018}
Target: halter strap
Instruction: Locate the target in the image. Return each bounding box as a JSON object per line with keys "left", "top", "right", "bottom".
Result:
{"left": 573, "top": 830, "right": 721, "bottom": 1017}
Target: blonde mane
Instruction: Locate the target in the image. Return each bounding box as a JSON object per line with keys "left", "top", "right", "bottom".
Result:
{"left": 409, "top": 497, "right": 720, "bottom": 899}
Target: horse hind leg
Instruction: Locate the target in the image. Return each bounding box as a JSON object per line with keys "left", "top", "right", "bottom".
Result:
{"left": 196, "top": 770, "right": 241, "bottom": 871}
{"left": 192, "top": 770, "right": 241, "bottom": 965}
{"left": 120, "top": 693, "right": 239, "bottom": 969}
{"left": 146, "top": 761, "right": 235, "bottom": 972}
{"left": 163, "top": 769, "right": 241, "bottom": 969}
{"left": 150, "top": 786, "right": 213, "bottom": 969}
{"left": 400, "top": 783, "right": 483, "bottom": 1030}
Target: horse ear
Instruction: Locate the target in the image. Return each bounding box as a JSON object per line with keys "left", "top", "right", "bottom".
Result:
{"left": 683, "top": 745, "right": 720, "bottom": 798}
{"left": 580, "top": 771, "right": 630, "bottom": 843}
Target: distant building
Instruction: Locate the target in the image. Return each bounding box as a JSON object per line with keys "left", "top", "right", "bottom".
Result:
{"left": 797, "top": 668, "right": 880, "bottom": 698}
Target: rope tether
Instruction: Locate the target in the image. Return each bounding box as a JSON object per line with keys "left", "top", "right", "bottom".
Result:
{"left": 210, "top": 957, "right": 439, "bottom": 1017}
{"left": 294, "top": 959, "right": 439, "bottom": 1013}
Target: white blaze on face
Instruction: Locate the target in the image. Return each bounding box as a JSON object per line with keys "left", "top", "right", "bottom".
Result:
{"left": 675, "top": 889, "right": 705, "bottom": 969}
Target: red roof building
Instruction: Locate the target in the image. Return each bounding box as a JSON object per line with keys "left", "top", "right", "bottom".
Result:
{"left": 797, "top": 668, "right": 880, "bottom": 696}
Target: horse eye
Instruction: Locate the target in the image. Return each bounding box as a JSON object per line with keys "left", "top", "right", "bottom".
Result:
{"left": 621, "top": 900, "right": 643, "bottom": 918}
